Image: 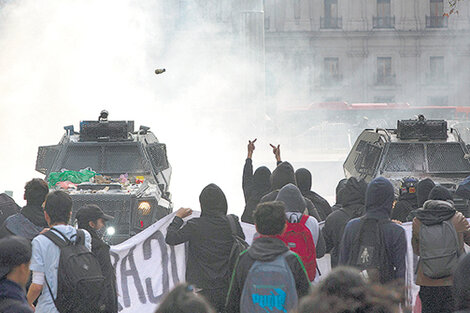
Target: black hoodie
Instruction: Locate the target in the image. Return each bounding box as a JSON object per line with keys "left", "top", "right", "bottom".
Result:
{"left": 225, "top": 237, "right": 310, "bottom": 313}
{"left": 83, "top": 228, "right": 118, "bottom": 313}
{"left": 295, "top": 168, "right": 332, "bottom": 221}
{"left": 339, "top": 177, "right": 407, "bottom": 281}
{"left": 323, "top": 177, "right": 367, "bottom": 267}
{"left": 260, "top": 162, "right": 321, "bottom": 221}
{"left": 165, "top": 184, "right": 245, "bottom": 290}
{"left": 0, "top": 279, "right": 32, "bottom": 313}
{"left": 406, "top": 178, "right": 436, "bottom": 222}
{"left": 241, "top": 159, "right": 271, "bottom": 224}
{"left": 391, "top": 191, "right": 418, "bottom": 223}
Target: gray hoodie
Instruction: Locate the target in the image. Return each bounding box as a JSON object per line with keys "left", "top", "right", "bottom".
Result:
{"left": 275, "top": 184, "right": 326, "bottom": 259}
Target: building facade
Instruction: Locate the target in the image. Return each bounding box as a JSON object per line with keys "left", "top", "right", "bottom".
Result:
{"left": 263, "top": 0, "right": 470, "bottom": 108}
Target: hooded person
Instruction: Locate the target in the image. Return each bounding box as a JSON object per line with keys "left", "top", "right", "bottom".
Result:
{"left": 295, "top": 168, "right": 332, "bottom": 221}
{"left": 260, "top": 162, "right": 321, "bottom": 221}
{"left": 338, "top": 177, "right": 407, "bottom": 283}
{"left": 406, "top": 178, "right": 435, "bottom": 222}
{"left": 241, "top": 162, "right": 271, "bottom": 224}
{"left": 165, "top": 184, "right": 245, "bottom": 312}
{"left": 276, "top": 184, "right": 326, "bottom": 258}
{"left": 391, "top": 177, "right": 418, "bottom": 222}
{"left": 323, "top": 177, "right": 367, "bottom": 268}
{"left": 331, "top": 179, "right": 348, "bottom": 211}
{"left": 412, "top": 185, "right": 470, "bottom": 313}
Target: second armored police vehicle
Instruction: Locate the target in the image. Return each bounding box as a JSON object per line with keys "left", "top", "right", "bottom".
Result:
{"left": 344, "top": 115, "right": 470, "bottom": 216}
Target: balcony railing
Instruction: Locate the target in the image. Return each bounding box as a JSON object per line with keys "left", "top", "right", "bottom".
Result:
{"left": 320, "top": 17, "right": 343, "bottom": 29}
{"left": 373, "top": 16, "right": 395, "bottom": 29}
{"left": 375, "top": 74, "right": 396, "bottom": 86}
{"left": 426, "top": 15, "right": 448, "bottom": 28}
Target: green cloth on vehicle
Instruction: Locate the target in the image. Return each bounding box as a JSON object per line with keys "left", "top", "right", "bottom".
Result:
{"left": 48, "top": 169, "right": 97, "bottom": 187}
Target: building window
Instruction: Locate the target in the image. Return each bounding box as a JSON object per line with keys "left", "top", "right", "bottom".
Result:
{"left": 426, "top": 56, "right": 445, "bottom": 84}
{"left": 428, "top": 96, "right": 448, "bottom": 106}
{"left": 427, "top": 0, "right": 448, "bottom": 28}
{"left": 321, "top": 0, "right": 342, "bottom": 29}
{"left": 322, "top": 57, "right": 342, "bottom": 86}
{"left": 374, "top": 0, "right": 394, "bottom": 28}
{"left": 376, "top": 57, "right": 395, "bottom": 85}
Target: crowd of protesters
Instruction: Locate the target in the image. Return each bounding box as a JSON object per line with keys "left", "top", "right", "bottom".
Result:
{"left": 1, "top": 139, "right": 470, "bottom": 313}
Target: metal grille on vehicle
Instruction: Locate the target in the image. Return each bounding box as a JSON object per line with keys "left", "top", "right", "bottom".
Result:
{"left": 383, "top": 143, "right": 425, "bottom": 172}
{"left": 427, "top": 143, "right": 470, "bottom": 173}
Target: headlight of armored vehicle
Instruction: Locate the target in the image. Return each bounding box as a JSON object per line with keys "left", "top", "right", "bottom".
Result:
{"left": 106, "top": 226, "right": 116, "bottom": 236}
{"left": 138, "top": 201, "right": 152, "bottom": 216}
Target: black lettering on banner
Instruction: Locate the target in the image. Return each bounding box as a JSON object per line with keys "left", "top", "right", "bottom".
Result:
{"left": 110, "top": 251, "right": 120, "bottom": 272}
{"left": 170, "top": 245, "right": 180, "bottom": 285}
{"left": 110, "top": 252, "right": 125, "bottom": 312}
{"left": 120, "top": 246, "right": 147, "bottom": 307}
{"left": 142, "top": 230, "right": 169, "bottom": 303}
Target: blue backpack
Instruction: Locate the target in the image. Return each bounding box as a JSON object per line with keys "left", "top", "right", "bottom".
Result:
{"left": 240, "top": 251, "right": 298, "bottom": 313}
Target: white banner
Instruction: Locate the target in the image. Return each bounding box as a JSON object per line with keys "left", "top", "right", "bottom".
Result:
{"left": 110, "top": 214, "right": 419, "bottom": 312}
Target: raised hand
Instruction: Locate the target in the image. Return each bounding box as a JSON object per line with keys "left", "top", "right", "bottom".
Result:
{"left": 270, "top": 144, "right": 281, "bottom": 162}
{"left": 175, "top": 207, "right": 193, "bottom": 219}
{"left": 247, "top": 138, "right": 257, "bottom": 159}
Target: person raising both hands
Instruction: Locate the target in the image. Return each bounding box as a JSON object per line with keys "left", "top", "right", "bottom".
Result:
{"left": 242, "top": 139, "right": 272, "bottom": 224}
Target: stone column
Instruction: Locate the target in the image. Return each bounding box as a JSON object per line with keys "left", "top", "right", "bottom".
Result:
{"left": 238, "top": 0, "right": 266, "bottom": 118}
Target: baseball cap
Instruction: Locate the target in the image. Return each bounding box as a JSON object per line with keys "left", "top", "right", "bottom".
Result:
{"left": 76, "top": 204, "right": 114, "bottom": 224}
{"left": 0, "top": 236, "right": 32, "bottom": 279}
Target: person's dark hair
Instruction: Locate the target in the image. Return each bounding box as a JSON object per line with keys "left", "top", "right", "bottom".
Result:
{"left": 24, "top": 178, "right": 49, "bottom": 206}
{"left": 44, "top": 191, "right": 72, "bottom": 224}
{"left": 297, "top": 283, "right": 403, "bottom": 313}
{"left": 254, "top": 201, "right": 286, "bottom": 235}
{"left": 155, "top": 283, "right": 215, "bottom": 313}
{"left": 316, "top": 267, "right": 366, "bottom": 299}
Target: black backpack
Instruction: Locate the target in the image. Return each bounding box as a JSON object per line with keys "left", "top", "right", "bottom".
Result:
{"left": 227, "top": 215, "right": 249, "bottom": 276}
{"left": 347, "top": 217, "right": 394, "bottom": 283}
{"left": 43, "top": 228, "right": 106, "bottom": 313}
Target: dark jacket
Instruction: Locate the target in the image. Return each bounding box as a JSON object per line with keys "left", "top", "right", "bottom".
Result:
{"left": 406, "top": 178, "right": 435, "bottom": 222}
{"left": 86, "top": 228, "right": 118, "bottom": 313}
{"left": 165, "top": 184, "right": 245, "bottom": 290}
{"left": 0, "top": 279, "right": 33, "bottom": 313}
{"left": 0, "top": 204, "right": 47, "bottom": 240}
{"left": 225, "top": 237, "right": 310, "bottom": 313}
{"left": 454, "top": 254, "right": 470, "bottom": 312}
{"left": 323, "top": 177, "right": 367, "bottom": 267}
{"left": 260, "top": 162, "right": 321, "bottom": 221}
{"left": 295, "top": 168, "right": 332, "bottom": 221}
{"left": 391, "top": 192, "right": 418, "bottom": 223}
{"left": 241, "top": 159, "right": 271, "bottom": 224}
{"left": 338, "top": 177, "right": 407, "bottom": 281}
{"left": 0, "top": 194, "right": 20, "bottom": 233}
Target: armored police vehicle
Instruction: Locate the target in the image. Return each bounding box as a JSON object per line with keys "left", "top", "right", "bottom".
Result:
{"left": 35, "top": 111, "right": 172, "bottom": 244}
{"left": 344, "top": 115, "right": 470, "bottom": 215}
